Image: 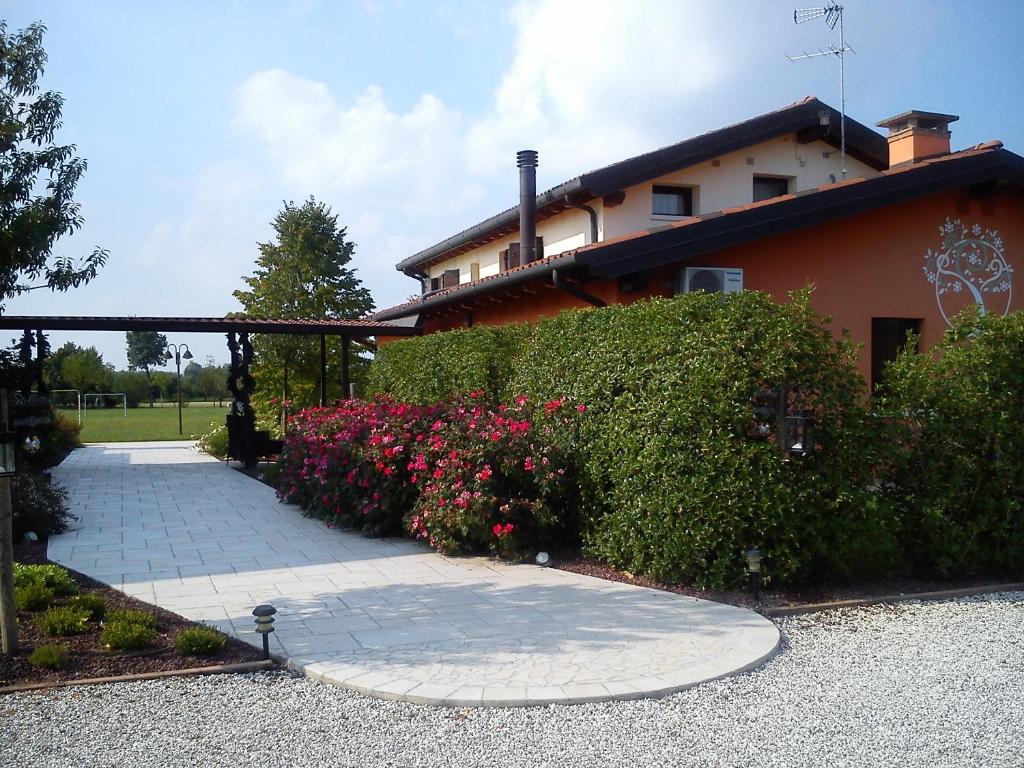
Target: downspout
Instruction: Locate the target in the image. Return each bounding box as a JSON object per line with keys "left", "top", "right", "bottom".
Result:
{"left": 566, "top": 196, "right": 599, "bottom": 244}
{"left": 552, "top": 268, "right": 606, "bottom": 307}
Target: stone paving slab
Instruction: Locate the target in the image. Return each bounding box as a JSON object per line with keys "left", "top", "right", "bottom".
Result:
{"left": 49, "top": 442, "right": 779, "bottom": 706}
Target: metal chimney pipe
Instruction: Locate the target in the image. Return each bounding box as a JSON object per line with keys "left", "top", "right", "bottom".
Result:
{"left": 517, "top": 150, "right": 538, "bottom": 265}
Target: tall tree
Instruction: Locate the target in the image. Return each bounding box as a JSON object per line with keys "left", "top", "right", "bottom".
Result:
{"left": 0, "top": 22, "right": 107, "bottom": 309}
{"left": 125, "top": 331, "right": 167, "bottom": 407}
{"left": 233, "top": 197, "right": 374, "bottom": 424}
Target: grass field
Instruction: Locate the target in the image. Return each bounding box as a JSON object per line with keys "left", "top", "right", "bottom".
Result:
{"left": 59, "top": 405, "right": 229, "bottom": 443}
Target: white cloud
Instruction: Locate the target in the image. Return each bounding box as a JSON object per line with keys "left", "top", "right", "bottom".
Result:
{"left": 175, "top": 0, "right": 784, "bottom": 318}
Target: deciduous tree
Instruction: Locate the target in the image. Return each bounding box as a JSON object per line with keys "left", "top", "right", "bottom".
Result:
{"left": 125, "top": 331, "right": 167, "bottom": 407}
{"left": 0, "top": 21, "right": 107, "bottom": 309}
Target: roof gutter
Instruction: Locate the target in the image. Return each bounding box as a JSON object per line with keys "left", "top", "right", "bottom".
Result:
{"left": 552, "top": 268, "right": 606, "bottom": 307}
{"left": 375, "top": 254, "right": 582, "bottom": 321}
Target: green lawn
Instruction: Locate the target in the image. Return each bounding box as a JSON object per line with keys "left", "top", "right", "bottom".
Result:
{"left": 59, "top": 405, "right": 229, "bottom": 442}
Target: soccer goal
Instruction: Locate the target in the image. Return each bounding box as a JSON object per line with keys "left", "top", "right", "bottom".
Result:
{"left": 50, "top": 389, "right": 83, "bottom": 425}
{"left": 84, "top": 393, "right": 128, "bottom": 418}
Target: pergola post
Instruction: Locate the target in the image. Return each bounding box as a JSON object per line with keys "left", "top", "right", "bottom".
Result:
{"left": 341, "top": 336, "right": 351, "bottom": 401}
{"left": 319, "top": 334, "right": 327, "bottom": 407}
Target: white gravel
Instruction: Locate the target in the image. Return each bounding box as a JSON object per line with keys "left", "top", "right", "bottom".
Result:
{"left": 3, "top": 592, "right": 1022, "bottom": 768}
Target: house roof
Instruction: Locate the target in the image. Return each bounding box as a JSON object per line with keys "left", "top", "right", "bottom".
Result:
{"left": 0, "top": 315, "right": 419, "bottom": 337}
{"left": 372, "top": 141, "right": 1024, "bottom": 322}
{"left": 395, "top": 96, "right": 889, "bottom": 276}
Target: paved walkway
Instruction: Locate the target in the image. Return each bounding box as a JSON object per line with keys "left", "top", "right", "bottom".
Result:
{"left": 48, "top": 442, "right": 779, "bottom": 706}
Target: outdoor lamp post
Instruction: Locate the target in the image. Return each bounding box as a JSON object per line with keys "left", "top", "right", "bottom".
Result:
{"left": 0, "top": 391, "right": 19, "bottom": 654}
{"left": 252, "top": 604, "right": 277, "bottom": 660}
{"left": 163, "top": 343, "right": 193, "bottom": 436}
{"left": 783, "top": 409, "right": 815, "bottom": 458}
{"left": 745, "top": 548, "right": 763, "bottom": 605}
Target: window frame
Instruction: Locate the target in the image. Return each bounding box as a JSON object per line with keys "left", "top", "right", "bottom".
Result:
{"left": 651, "top": 185, "right": 695, "bottom": 218}
{"left": 752, "top": 175, "right": 791, "bottom": 203}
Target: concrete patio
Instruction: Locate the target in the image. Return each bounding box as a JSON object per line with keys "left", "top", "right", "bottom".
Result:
{"left": 47, "top": 442, "right": 779, "bottom": 706}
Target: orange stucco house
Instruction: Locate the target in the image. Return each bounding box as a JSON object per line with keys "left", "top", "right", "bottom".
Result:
{"left": 374, "top": 98, "right": 1024, "bottom": 388}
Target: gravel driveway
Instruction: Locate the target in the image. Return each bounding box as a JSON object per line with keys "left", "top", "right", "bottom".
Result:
{"left": 4, "top": 592, "right": 1022, "bottom": 768}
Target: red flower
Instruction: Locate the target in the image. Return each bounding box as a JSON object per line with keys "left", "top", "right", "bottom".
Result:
{"left": 576, "top": 404, "right": 587, "bottom": 412}
{"left": 492, "top": 524, "right": 503, "bottom": 536}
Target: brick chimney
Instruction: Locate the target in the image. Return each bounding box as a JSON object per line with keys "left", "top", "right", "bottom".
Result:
{"left": 876, "top": 110, "right": 959, "bottom": 167}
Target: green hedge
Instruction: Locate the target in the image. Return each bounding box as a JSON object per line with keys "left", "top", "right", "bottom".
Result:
{"left": 368, "top": 291, "right": 1024, "bottom": 587}
{"left": 368, "top": 324, "right": 531, "bottom": 404}
{"left": 878, "top": 308, "right": 1024, "bottom": 578}
{"left": 369, "top": 290, "right": 898, "bottom": 588}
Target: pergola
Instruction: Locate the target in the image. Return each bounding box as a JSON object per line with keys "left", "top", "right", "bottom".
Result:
{"left": 0, "top": 314, "right": 419, "bottom": 465}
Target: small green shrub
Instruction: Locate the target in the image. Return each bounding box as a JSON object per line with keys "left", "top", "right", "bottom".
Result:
{"left": 106, "top": 609, "right": 157, "bottom": 629}
{"left": 14, "top": 563, "right": 78, "bottom": 596}
{"left": 28, "top": 643, "right": 69, "bottom": 670}
{"left": 15, "top": 581, "right": 54, "bottom": 611}
{"left": 195, "top": 420, "right": 229, "bottom": 458}
{"left": 39, "top": 605, "right": 91, "bottom": 637}
{"left": 69, "top": 593, "right": 106, "bottom": 620}
{"left": 174, "top": 626, "right": 226, "bottom": 657}
{"left": 100, "top": 620, "right": 158, "bottom": 651}
{"left": 11, "top": 472, "right": 75, "bottom": 540}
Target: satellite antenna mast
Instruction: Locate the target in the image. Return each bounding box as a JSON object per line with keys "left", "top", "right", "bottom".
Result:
{"left": 788, "top": 3, "right": 854, "bottom": 179}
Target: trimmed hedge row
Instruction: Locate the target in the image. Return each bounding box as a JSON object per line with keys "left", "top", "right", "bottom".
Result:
{"left": 878, "top": 309, "right": 1024, "bottom": 578}
{"left": 369, "top": 291, "right": 1024, "bottom": 588}
{"left": 371, "top": 291, "right": 892, "bottom": 588}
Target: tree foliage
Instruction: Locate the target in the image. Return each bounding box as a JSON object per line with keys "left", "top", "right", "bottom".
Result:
{"left": 233, "top": 197, "right": 374, "bottom": 424}
{"left": 125, "top": 331, "right": 167, "bottom": 406}
{"left": 60, "top": 346, "right": 107, "bottom": 394}
{"left": 0, "top": 21, "right": 107, "bottom": 309}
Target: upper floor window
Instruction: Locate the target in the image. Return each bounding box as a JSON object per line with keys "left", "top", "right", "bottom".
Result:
{"left": 652, "top": 185, "right": 693, "bottom": 217}
{"left": 752, "top": 176, "right": 790, "bottom": 203}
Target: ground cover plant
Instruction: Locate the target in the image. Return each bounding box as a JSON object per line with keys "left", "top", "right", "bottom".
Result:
{"left": 1, "top": 546, "right": 265, "bottom": 689}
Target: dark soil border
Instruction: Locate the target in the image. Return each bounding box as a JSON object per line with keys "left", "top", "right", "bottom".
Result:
{"left": 554, "top": 555, "right": 1024, "bottom": 614}
{"left": 1, "top": 538, "right": 269, "bottom": 690}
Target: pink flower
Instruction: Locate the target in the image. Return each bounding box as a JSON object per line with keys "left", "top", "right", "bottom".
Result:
{"left": 492, "top": 524, "right": 503, "bottom": 536}
{"left": 515, "top": 394, "right": 528, "bottom": 405}
{"left": 576, "top": 404, "right": 586, "bottom": 412}
{"left": 524, "top": 456, "right": 535, "bottom": 472}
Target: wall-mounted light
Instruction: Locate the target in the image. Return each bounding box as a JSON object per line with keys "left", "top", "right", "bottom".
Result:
{"left": 783, "top": 410, "right": 815, "bottom": 458}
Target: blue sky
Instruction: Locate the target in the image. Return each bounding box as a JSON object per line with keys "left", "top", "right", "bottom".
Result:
{"left": 5, "top": 0, "right": 1023, "bottom": 368}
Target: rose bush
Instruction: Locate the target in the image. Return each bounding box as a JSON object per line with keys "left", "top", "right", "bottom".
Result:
{"left": 407, "top": 392, "right": 582, "bottom": 556}
{"left": 277, "top": 393, "right": 583, "bottom": 555}
{"left": 277, "top": 397, "right": 439, "bottom": 536}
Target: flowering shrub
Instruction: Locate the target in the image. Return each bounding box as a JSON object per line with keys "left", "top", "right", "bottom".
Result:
{"left": 277, "top": 397, "right": 438, "bottom": 536}
{"left": 407, "top": 392, "right": 583, "bottom": 556}
{"left": 277, "top": 393, "right": 583, "bottom": 556}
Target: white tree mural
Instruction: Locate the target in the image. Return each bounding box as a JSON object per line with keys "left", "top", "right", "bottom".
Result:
{"left": 923, "top": 217, "right": 1013, "bottom": 326}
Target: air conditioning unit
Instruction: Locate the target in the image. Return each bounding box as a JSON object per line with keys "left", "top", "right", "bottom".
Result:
{"left": 680, "top": 267, "right": 743, "bottom": 295}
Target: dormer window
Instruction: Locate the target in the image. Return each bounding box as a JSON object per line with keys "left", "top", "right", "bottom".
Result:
{"left": 652, "top": 185, "right": 693, "bottom": 217}
{"left": 753, "top": 176, "right": 790, "bottom": 202}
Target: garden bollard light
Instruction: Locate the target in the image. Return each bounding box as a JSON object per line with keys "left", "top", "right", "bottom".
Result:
{"left": 534, "top": 551, "right": 551, "bottom": 567}
{"left": 252, "top": 604, "right": 277, "bottom": 660}
{"left": 745, "top": 548, "right": 763, "bottom": 605}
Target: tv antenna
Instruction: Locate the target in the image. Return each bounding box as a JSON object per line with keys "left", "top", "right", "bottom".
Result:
{"left": 788, "top": 3, "right": 854, "bottom": 179}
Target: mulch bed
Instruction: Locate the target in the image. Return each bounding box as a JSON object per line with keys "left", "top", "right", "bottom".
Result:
{"left": 555, "top": 554, "right": 1019, "bottom": 611}
{"left": 1, "top": 539, "right": 265, "bottom": 690}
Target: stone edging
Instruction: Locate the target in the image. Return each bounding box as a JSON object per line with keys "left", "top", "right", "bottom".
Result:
{"left": 0, "top": 659, "right": 276, "bottom": 695}
{"left": 760, "top": 583, "right": 1024, "bottom": 617}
